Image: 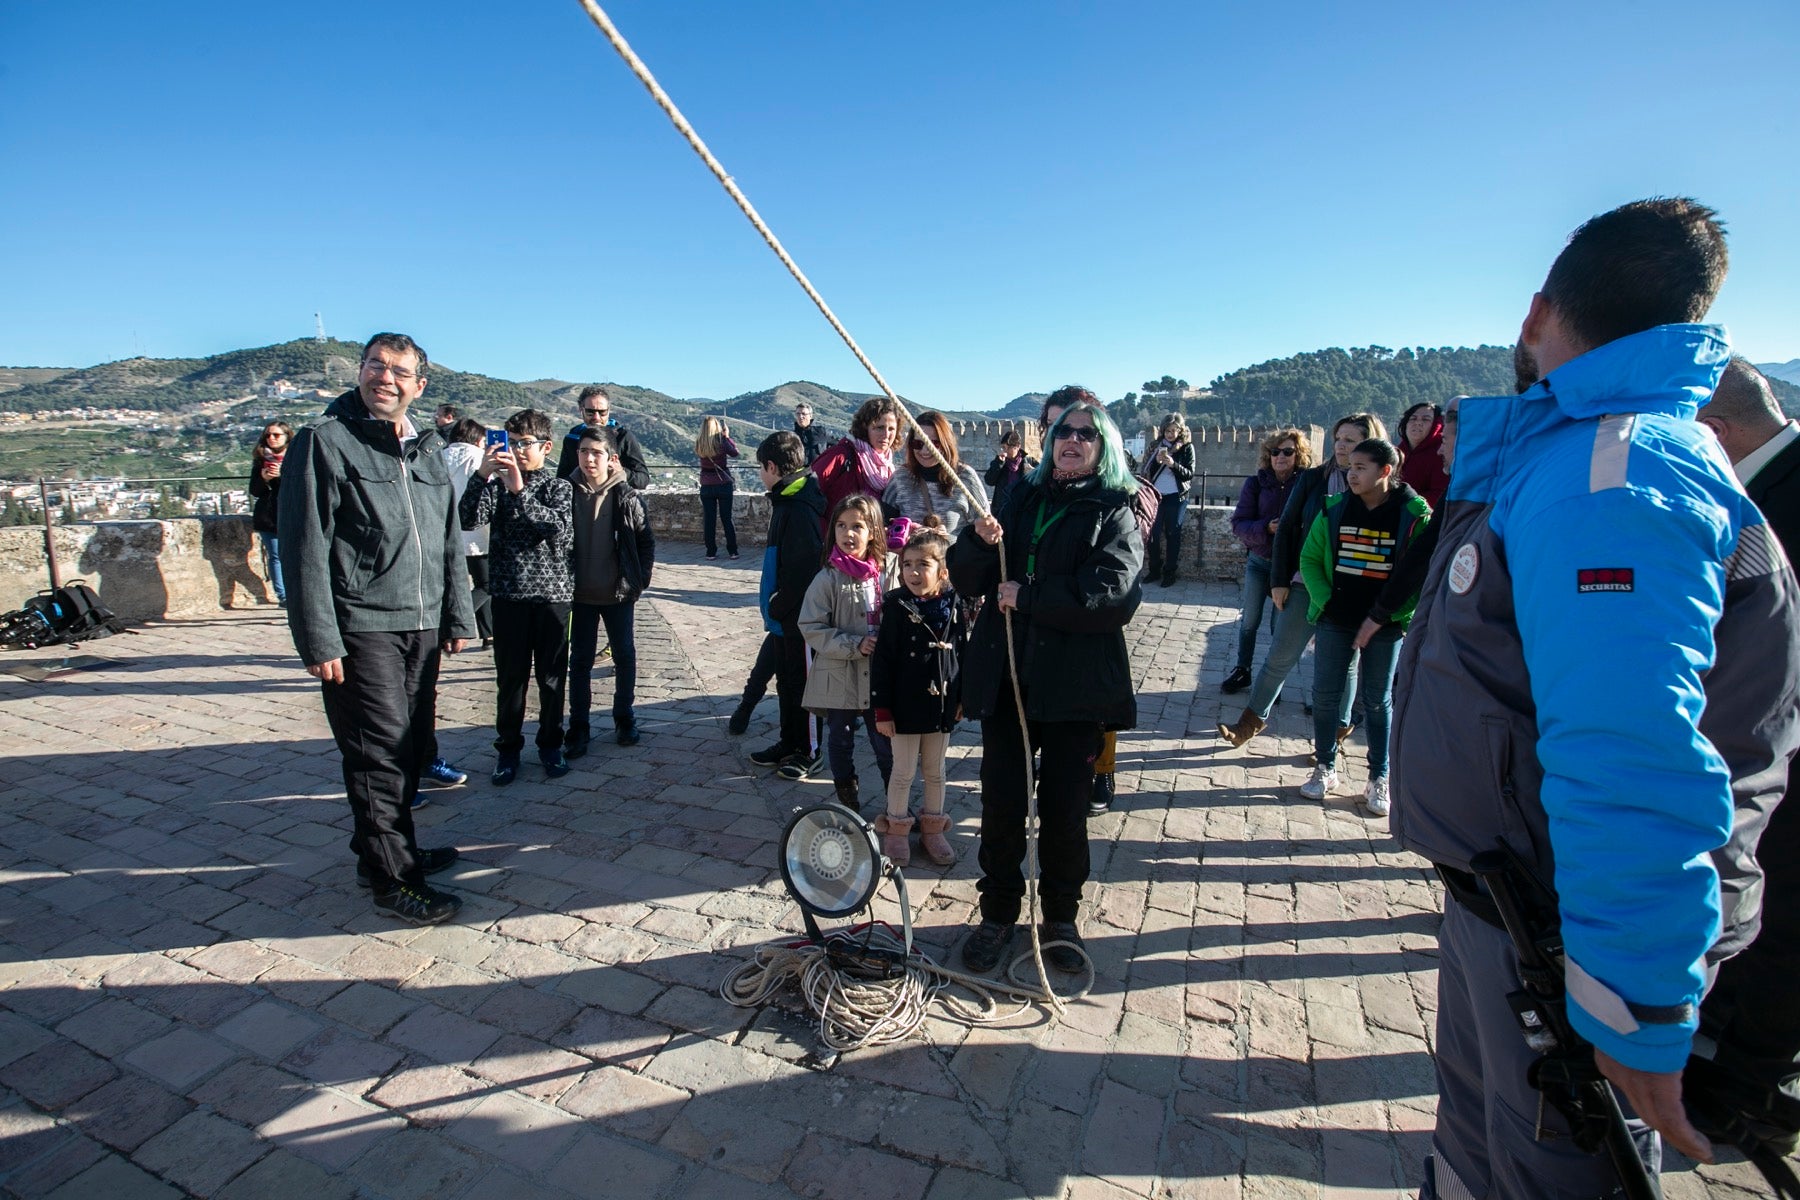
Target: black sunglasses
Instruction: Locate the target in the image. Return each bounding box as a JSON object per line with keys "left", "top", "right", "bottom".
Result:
{"left": 1052, "top": 425, "right": 1099, "bottom": 443}
{"left": 1270, "top": 447, "right": 1297, "bottom": 457}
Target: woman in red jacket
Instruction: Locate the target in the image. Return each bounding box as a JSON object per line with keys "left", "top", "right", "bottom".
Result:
{"left": 1396, "top": 402, "right": 1449, "bottom": 512}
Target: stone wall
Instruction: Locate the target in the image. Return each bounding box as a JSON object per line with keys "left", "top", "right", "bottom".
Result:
{"left": 0, "top": 497, "right": 1253, "bottom": 623}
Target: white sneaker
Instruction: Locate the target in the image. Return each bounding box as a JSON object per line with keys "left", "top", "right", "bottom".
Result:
{"left": 1363, "top": 775, "right": 1390, "bottom": 816}
{"left": 1299, "top": 765, "right": 1337, "bottom": 800}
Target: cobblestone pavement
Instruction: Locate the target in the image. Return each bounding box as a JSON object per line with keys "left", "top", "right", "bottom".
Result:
{"left": 0, "top": 548, "right": 1771, "bottom": 1198}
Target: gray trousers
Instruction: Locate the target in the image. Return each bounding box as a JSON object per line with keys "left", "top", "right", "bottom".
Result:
{"left": 1424, "top": 898, "right": 1660, "bottom": 1199}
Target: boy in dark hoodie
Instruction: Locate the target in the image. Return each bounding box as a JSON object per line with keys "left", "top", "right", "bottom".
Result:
{"left": 567, "top": 426, "right": 655, "bottom": 756}
{"left": 748, "top": 431, "right": 827, "bottom": 774}
{"left": 460, "top": 408, "right": 576, "bottom": 785}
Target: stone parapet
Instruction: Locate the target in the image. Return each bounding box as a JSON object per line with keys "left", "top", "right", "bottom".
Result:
{"left": 0, "top": 496, "right": 1252, "bottom": 622}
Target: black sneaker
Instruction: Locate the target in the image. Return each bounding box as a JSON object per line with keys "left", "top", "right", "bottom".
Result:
{"left": 777, "top": 750, "right": 823, "bottom": 781}
{"left": 726, "top": 701, "right": 755, "bottom": 737}
{"left": 356, "top": 846, "right": 460, "bottom": 889}
{"left": 616, "top": 723, "right": 640, "bottom": 747}
{"left": 539, "top": 747, "right": 571, "bottom": 778}
{"left": 1038, "top": 921, "right": 1087, "bottom": 974}
{"left": 1087, "top": 772, "right": 1115, "bottom": 817}
{"left": 491, "top": 755, "right": 519, "bottom": 787}
{"left": 1220, "top": 666, "right": 1252, "bottom": 694}
{"left": 961, "top": 920, "right": 1015, "bottom": 973}
{"left": 564, "top": 728, "right": 590, "bottom": 760}
{"left": 749, "top": 742, "right": 792, "bottom": 768}
{"left": 373, "top": 883, "right": 462, "bottom": 926}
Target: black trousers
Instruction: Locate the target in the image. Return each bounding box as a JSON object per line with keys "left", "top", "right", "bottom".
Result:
{"left": 466, "top": 555, "right": 493, "bottom": 640}
{"left": 976, "top": 684, "right": 1099, "bottom": 924}
{"left": 1704, "top": 764, "right": 1800, "bottom": 1070}
{"left": 739, "top": 631, "right": 781, "bottom": 708}
{"left": 775, "top": 631, "right": 819, "bottom": 755}
{"left": 320, "top": 629, "right": 437, "bottom": 889}
{"left": 491, "top": 598, "right": 571, "bottom": 755}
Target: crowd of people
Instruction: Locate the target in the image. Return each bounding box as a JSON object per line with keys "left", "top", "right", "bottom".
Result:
{"left": 270, "top": 195, "right": 1799, "bottom": 1197}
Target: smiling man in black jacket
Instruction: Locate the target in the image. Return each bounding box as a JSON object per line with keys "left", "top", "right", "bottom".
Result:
{"left": 278, "top": 332, "right": 474, "bottom": 926}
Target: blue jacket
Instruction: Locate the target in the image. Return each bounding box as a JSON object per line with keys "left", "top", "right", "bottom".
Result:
{"left": 1391, "top": 324, "right": 1800, "bottom": 1072}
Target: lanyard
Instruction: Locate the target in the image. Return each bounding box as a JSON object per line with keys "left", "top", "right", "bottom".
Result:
{"left": 1026, "top": 498, "right": 1071, "bottom": 582}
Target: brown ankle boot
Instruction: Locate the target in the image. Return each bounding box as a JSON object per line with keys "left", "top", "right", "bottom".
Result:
{"left": 873, "top": 814, "right": 913, "bottom": 867}
{"left": 916, "top": 812, "right": 956, "bottom": 866}
{"left": 1217, "top": 708, "right": 1266, "bottom": 748}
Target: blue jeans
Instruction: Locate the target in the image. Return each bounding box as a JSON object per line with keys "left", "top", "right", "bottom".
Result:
{"left": 699, "top": 484, "right": 737, "bottom": 556}
{"left": 1234, "top": 553, "right": 1272, "bottom": 670}
{"left": 570, "top": 600, "right": 638, "bottom": 733}
{"left": 826, "top": 707, "right": 892, "bottom": 789}
{"left": 258, "top": 531, "right": 285, "bottom": 603}
{"left": 1245, "top": 581, "right": 1354, "bottom": 721}
{"left": 1311, "top": 619, "right": 1401, "bottom": 777}
{"left": 1145, "top": 495, "right": 1186, "bottom": 581}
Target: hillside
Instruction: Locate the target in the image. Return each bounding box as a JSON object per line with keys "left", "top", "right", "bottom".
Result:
{"left": 1759, "top": 359, "right": 1800, "bottom": 388}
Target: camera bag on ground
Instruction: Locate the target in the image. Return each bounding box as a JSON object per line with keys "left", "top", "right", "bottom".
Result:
{"left": 0, "top": 581, "right": 125, "bottom": 649}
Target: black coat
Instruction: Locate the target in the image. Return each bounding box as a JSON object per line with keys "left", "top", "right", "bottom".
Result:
{"left": 795, "top": 422, "right": 832, "bottom": 465}
{"left": 948, "top": 475, "right": 1143, "bottom": 728}
{"left": 869, "top": 587, "right": 966, "bottom": 733}
{"left": 249, "top": 459, "right": 280, "bottom": 534}
{"left": 1269, "top": 461, "right": 1338, "bottom": 586}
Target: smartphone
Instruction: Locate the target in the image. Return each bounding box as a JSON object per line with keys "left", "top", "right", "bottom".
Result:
{"left": 485, "top": 429, "right": 509, "bottom": 451}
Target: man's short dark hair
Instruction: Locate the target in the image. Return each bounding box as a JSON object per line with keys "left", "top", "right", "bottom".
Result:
{"left": 757, "top": 431, "right": 806, "bottom": 474}
{"left": 578, "top": 425, "right": 619, "bottom": 454}
{"left": 578, "top": 385, "right": 610, "bottom": 404}
{"left": 361, "top": 332, "right": 428, "bottom": 373}
{"left": 504, "top": 408, "right": 553, "bottom": 441}
{"left": 1541, "top": 197, "right": 1728, "bottom": 352}
{"left": 434, "top": 403, "right": 459, "bottom": 420}
{"left": 1704, "top": 357, "right": 1785, "bottom": 429}
{"left": 1041, "top": 385, "right": 1098, "bottom": 424}
{"left": 447, "top": 417, "right": 485, "bottom": 446}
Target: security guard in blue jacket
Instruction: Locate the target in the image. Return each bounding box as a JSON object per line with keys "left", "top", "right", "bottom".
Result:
{"left": 1391, "top": 199, "right": 1800, "bottom": 1197}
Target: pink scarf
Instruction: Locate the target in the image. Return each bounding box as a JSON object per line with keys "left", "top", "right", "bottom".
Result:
{"left": 853, "top": 437, "right": 895, "bottom": 491}
{"left": 829, "top": 545, "right": 881, "bottom": 581}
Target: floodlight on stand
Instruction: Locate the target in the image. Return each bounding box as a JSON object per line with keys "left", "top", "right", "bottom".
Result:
{"left": 779, "top": 803, "right": 912, "bottom": 965}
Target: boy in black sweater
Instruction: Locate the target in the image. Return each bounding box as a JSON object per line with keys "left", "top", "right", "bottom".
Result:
{"left": 460, "top": 409, "right": 575, "bottom": 785}
{"left": 747, "top": 432, "right": 826, "bottom": 774}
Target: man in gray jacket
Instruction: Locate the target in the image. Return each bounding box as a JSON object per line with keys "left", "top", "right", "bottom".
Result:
{"left": 278, "top": 332, "right": 475, "bottom": 925}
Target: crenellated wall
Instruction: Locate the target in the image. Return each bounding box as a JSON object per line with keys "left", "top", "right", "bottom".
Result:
{"left": 0, "top": 499, "right": 1250, "bottom": 623}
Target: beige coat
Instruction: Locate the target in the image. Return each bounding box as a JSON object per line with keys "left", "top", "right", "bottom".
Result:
{"left": 800, "top": 555, "right": 900, "bottom": 713}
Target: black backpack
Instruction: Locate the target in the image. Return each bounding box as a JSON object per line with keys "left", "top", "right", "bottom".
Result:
{"left": 0, "top": 581, "right": 125, "bottom": 649}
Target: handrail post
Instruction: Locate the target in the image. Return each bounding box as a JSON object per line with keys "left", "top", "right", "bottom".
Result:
{"left": 39, "top": 478, "right": 62, "bottom": 590}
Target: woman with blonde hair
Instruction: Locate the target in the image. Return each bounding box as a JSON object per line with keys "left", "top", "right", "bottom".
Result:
{"left": 695, "top": 416, "right": 740, "bottom": 560}
{"left": 1143, "top": 412, "right": 1196, "bottom": 586}
{"left": 1221, "top": 427, "right": 1313, "bottom": 693}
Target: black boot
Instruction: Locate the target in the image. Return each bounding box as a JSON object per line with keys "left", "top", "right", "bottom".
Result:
{"left": 727, "top": 698, "right": 755, "bottom": 736}
{"left": 1087, "top": 772, "right": 1115, "bottom": 817}
{"left": 833, "top": 774, "right": 859, "bottom": 809}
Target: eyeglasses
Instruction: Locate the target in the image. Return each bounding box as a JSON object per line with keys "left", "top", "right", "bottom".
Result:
{"left": 909, "top": 438, "right": 940, "bottom": 451}
{"left": 1271, "top": 447, "right": 1297, "bottom": 457}
{"left": 360, "top": 360, "right": 419, "bottom": 382}
{"left": 582, "top": 407, "right": 609, "bottom": 417}
{"left": 1052, "top": 425, "right": 1100, "bottom": 443}
{"left": 511, "top": 438, "right": 546, "bottom": 450}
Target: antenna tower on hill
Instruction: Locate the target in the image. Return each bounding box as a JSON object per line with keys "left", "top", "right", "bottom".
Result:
{"left": 314, "top": 312, "right": 327, "bottom": 342}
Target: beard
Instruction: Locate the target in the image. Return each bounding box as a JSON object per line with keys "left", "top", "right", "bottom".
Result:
{"left": 1513, "top": 342, "right": 1541, "bottom": 394}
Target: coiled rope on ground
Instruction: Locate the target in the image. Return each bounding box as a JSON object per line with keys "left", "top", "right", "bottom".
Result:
{"left": 575, "top": 0, "right": 1093, "bottom": 1026}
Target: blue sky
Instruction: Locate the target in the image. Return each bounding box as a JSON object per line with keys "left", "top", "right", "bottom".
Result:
{"left": 2, "top": 1, "right": 1796, "bottom": 408}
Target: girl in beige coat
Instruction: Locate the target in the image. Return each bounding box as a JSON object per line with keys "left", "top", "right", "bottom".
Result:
{"left": 799, "top": 494, "right": 899, "bottom": 803}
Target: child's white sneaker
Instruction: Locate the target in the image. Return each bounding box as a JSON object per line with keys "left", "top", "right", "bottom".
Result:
{"left": 1300, "top": 765, "right": 1337, "bottom": 800}
{"left": 1362, "top": 775, "right": 1391, "bottom": 816}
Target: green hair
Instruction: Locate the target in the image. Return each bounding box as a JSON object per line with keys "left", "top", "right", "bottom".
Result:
{"left": 1030, "top": 402, "right": 1136, "bottom": 492}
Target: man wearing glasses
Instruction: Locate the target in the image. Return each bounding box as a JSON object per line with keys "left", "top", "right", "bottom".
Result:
{"left": 555, "top": 385, "right": 649, "bottom": 489}
{"left": 793, "top": 401, "right": 830, "bottom": 465}
{"left": 278, "top": 333, "right": 474, "bottom": 926}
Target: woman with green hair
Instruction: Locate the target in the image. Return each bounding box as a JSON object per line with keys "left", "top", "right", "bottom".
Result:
{"left": 947, "top": 389, "right": 1145, "bottom": 976}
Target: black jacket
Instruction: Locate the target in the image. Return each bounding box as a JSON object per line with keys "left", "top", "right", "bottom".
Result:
{"left": 1269, "top": 461, "right": 1340, "bottom": 587}
{"left": 870, "top": 587, "right": 966, "bottom": 733}
{"left": 249, "top": 459, "right": 280, "bottom": 534}
{"left": 795, "top": 422, "right": 831, "bottom": 465}
{"left": 276, "top": 390, "right": 475, "bottom": 667}
{"left": 1140, "top": 439, "right": 1195, "bottom": 493}
{"left": 762, "top": 471, "right": 826, "bottom": 635}
{"left": 556, "top": 420, "right": 650, "bottom": 491}
{"left": 948, "top": 475, "right": 1143, "bottom": 728}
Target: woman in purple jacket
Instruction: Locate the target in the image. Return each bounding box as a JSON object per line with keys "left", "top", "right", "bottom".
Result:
{"left": 1222, "top": 428, "right": 1312, "bottom": 692}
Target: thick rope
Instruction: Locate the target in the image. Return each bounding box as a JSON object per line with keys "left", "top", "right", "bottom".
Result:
{"left": 574, "top": 0, "right": 1063, "bottom": 1012}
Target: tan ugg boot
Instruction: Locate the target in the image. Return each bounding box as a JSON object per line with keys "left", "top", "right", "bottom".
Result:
{"left": 873, "top": 814, "right": 913, "bottom": 867}
{"left": 916, "top": 812, "right": 956, "bottom": 866}
{"left": 1217, "top": 708, "right": 1266, "bottom": 748}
